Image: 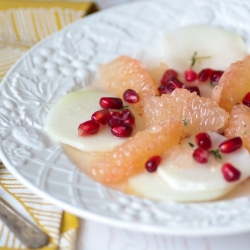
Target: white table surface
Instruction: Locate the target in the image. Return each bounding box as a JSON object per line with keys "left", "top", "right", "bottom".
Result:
{"left": 76, "top": 219, "right": 250, "bottom": 250}
{"left": 75, "top": 0, "right": 250, "bottom": 249}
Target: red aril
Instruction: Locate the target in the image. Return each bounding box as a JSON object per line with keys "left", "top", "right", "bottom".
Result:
{"left": 121, "top": 109, "right": 135, "bottom": 125}
{"left": 242, "top": 92, "right": 250, "bottom": 107}
{"left": 100, "top": 97, "right": 123, "bottom": 109}
{"left": 167, "top": 77, "right": 184, "bottom": 89}
{"left": 219, "top": 137, "right": 242, "bottom": 153}
{"left": 198, "top": 68, "right": 213, "bottom": 82}
{"left": 195, "top": 132, "right": 212, "bottom": 150}
{"left": 158, "top": 85, "right": 174, "bottom": 95}
{"left": 145, "top": 155, "right": 161, "bottom": 172}
{"left": 221, "top": 163, "right": 241, "bottom": 182}
{"left": 108, "top": 109, "right": 135, "bottom": 127}
{"left": 107, "top": 118, "right": 123, "bottom": 128}
{"left": 210, "top": 70, "right": 224, "bottom": 85}
{"left": 111, "top": 124, "right": 133, "bottom": 137}
{"left": 185, "top": 69, "right": 198, "bottom": 82}
{"left": 193, "top": 147, "right": 209, "bottom": 163}
{"left": 123, "top": 89, "right": 140, "bottom": 103}
{"left": 91, "top": 109, "right": 111, "bottom": 125}
{"left": 78, "top": 120, "right": 100, "bottom": 136}
{"left": 111, "top": 111, "right": 122, "bottom": 118}
{"left": 161, "top": 69, "right": 178, "bottom": 85}
{"left": 185, "top": 86, "right": 200, "bottom": 96}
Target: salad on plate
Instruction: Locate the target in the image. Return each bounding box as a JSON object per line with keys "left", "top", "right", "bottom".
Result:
{"left": 46, "top": 24, "right": 250, "bottom": 202}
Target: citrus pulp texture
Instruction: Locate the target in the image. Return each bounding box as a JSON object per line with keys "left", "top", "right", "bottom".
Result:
{"left": 211, "top": 55, "right": 250, "bottom": 112}
{"left": 142, "top": 89, "right": 229, "bottom": 136}
{"left": 224, "top": 104, "right": 250, "bottom": 152}
{"left": 90, "top": 120, "right": 182, "bottom": 184}
{"left": 98, "top": 56, "right": 158, "bottom": 114}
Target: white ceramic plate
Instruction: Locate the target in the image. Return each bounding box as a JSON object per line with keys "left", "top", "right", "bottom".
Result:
{"left": 1, "top": 0, "right": 250, "bottom": 236}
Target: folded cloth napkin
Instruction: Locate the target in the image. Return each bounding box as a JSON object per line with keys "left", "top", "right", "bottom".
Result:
{"left": 0, "top": 1, "right": 97, "bottom": 249}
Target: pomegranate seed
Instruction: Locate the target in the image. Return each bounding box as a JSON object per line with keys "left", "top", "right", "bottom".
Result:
{"left": 78, "top": 120, "right": 100, "bottom": 136}
{"left": 198, "top": 68, "right": 213, "bottom": 81}
{"left": 242, "top": 92, "right": 250, "bottom": 107}
{"left": 107, "top": 118, "right": 123, "bottom": 128}
{"left": 210, "top": 70, "right": 224, "bottom": 85}
{"left": 123, "top": 89, "right": 140, "bottom": 103}
{"left": 221, "top": 163, "right": 241, "bottom": 182}
{"left": 121, "top": 109, "right": 135, "bottom": 125}
{"left": 158, "top": 85, "right": 174, "bottom": 95}
{"left": 111, "top": 111, "right": 122, "bottom": 118}
{"left": 145, "top": 155, "right": 161, "bottom": 172}
{"left": 195, "top": 132, "right": 212, "bottom": 150}
{"left": 111, "top": 124, "right": 133, "bottom": 137}
{"left": 91, "top": 109, "right": 111, "bottom": 125}
{"left": 167, "top": 77, "right": 184, "bottom": 89}
{"left": 161, "top": 69, "right": 178, "bottom": 85}
{"left": 100, "top": 97, "right": 123, "bottom": 109}
{"left": 193, "top": 147, "right": 209, "bottom": 163}
{"left": 185, "top": 69, "right": 198, "bottom": 82}
{"left": 219, "top": 137, "right": 242, "bottom": 153}
{"left": 185, "top": 86, "right": 200, "bottom": 96}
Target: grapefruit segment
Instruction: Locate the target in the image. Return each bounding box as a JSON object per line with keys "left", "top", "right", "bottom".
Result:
{"left": 224, "top": 104, "right": 250, "bottom": 152}
{"left": 90, "top": 120, "right": 182, "bottom": 183}
{"left": 211, "top": 55, "right": 250, "bottom": 112}
{"left": 97, "top": 55, "right": 158, "bottom": 100}
{"left": 142, "top": 88, "right": 229, "bottom": 136}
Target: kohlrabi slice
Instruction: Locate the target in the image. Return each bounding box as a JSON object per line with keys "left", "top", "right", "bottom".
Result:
{"left": 128, "top": 132, "right": 250, "bottom": 202}
{"left": 46, "top": 90, "right": 143, "bottom": 152}
{"left": 163, "top": 25, "right": 248, "bottom": 73}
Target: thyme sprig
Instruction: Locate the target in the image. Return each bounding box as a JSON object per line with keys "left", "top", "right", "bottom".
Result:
{"left": 190, "top": 51, "right": 211, "bottom": 68}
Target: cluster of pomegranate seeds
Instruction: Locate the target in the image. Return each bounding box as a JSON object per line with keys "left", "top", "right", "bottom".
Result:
{"left": 242, "top": 92, "right": 250, "bottom": 107}
{"left": 221, "top": 163, "right": 241, "bottom": 182}
{"left": 108, "top": 109, "right": 135, "bottom": 137}
{"left": 78, "top": 92, "right": 137, "bottom": 138}
{"left": 191, "top": 133, "right": 242, "bottom": 182}
{"left": 158, "top": 69, "right": 186, "bottom": 95}
{"left": 145, "top": 155, "right": 162, "bottom": 172}
{"left": 184, "top": 68, "right": 224, "bottom": 86}
{"left": 159, "top": 53, "right": 225, "bottom": 97}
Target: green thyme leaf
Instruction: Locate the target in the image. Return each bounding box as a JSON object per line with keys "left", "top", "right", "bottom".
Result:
{"left": 209, "top": 149, "right": 222, "bottom": 160}
{"left": 182, "top": 118, "right": 188, "bottom": 126}
{"left": 190, "top": 51, "right": 211, "bottom": 68}
{"left": 188, "top": 142, "right": 194, "bottom": 147}
{"left": 190, "top": 51, "right": 197, "bottom": 68}
{"left": 122, "top": 105, "right": 129, "bottom": 110}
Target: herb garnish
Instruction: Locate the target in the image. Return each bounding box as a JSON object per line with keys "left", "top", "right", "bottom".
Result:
{"left": 182, "top": 118, "right": 188, "bottom": 126}
{"left": 209, "top": 149, "right": 222, "bottom": 159}
{"left": 190, "top": 51, "right": 211, "bottom": 68}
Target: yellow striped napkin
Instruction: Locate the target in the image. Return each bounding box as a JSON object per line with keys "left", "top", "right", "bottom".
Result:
{"left": 0, "top": 1, "right": 97, "bottom": 249}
